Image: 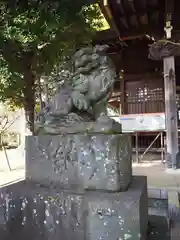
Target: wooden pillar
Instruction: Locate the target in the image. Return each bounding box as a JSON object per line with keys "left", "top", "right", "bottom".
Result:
{"left": 120, "top": 70, "right": 125, "bottom": 114}
{"left": 160, "top": 131, "right": 164, "bottom": 163}
{"left": 135, "top": 132, "right": 139, "bottom": 163}
{"left": 163, "top": 56, "right": 178, "bottom": 169}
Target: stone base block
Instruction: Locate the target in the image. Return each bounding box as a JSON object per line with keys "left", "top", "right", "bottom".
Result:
{"left": 86, "top": 176, "right": 148, "bottom": 240}
{"left": 0, "top": 176, "right": 148, "bottom": 240}
{"left": 26, "top": 134, "right": 132, "bottom": 191}
{"left": 0, "top": 181, "right": 85, "bottom": 240}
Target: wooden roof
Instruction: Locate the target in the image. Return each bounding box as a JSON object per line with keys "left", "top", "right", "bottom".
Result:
{"left": 96, "top": 1, "right": 180, "bottom": 110}
{"left": 95, "top": 0, "right": 180, "bottom": 75}
{"left": 100, "top": 0, "right": 180, "bottom": 40}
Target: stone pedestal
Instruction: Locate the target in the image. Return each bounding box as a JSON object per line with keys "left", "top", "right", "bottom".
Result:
{"left": 86, "top": 176, "right": 148, "bottom": 240}
{"left": 26, "top": 134, "right": 132, "bottom": 191}
{"left": 0, "top": 133, "right": 148, "bottom": 240}
{"left": 0, "top": 177, "right": 148, "bottom": 240}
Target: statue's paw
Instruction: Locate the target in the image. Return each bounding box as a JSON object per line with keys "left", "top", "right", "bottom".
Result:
{"left": 73, "top": 98, "right": 88, "bottom": 110}
{"left": 81, "top": 99, "right": 89, "bottom": 110}
{"left": 72, "top": 92, "right": 89, "bottom": 111}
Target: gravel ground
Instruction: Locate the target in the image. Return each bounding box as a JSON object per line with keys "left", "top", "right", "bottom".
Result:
{"left": 0, "top": 148, "right": 24, "bottom": 172}
{"left": 0, "top": 147, "right": 25, "bottom": 187}
{"left": 0, "top": 169, "right": 25, "bottom": 187}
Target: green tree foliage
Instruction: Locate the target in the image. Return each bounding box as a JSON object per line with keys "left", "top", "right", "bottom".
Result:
{"left": 0, "top": 0, "right": 104, "bottom": 133}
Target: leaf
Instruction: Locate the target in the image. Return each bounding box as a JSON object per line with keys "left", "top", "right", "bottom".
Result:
{"left": 0, "top": 0, "right": 105, "bottom": 120}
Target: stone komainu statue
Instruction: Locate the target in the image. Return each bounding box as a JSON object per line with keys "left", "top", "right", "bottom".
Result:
{"left": 71, "top": 45, "right": 116, "bottom": 117}
{"left": 36, "top": 45, "right": 119, "bottom": 134}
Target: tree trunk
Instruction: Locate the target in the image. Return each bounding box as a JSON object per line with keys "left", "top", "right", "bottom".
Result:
{"left": 23, "top": 69, "right": 36, "bottom": 135}
{"left": 37, "top": 76, "right": 44, "bottom": 110}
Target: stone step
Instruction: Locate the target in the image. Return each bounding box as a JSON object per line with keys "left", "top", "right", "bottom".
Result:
{"left": 147, "top": 189, "right": 180, "bottom": 234}
{"left": 148, "top": 198, "right": 169, "bottom": 229}
{"left": 167, "top": 191, "right": 180, "bottom": 239}
{"left": 148, "top": 189, "right": 168, "bottom": 200}
{"left": 168, "top": 191, "right": 180, "bottom": 220}
{"left": 148, "top": 206, "right": 168, "bottom": 218}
